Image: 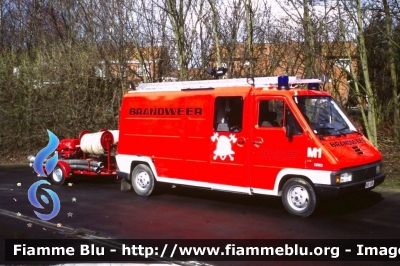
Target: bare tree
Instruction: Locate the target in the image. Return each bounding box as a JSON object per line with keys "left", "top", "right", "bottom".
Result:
{"left": 383, "top": 0, "right": 400, "bottom": 143}
{"left": 217, "top": 0, "right": 246, "bottom": 78}
{"left": 208, "top": 0, "right": 222, "bottom": 68}
{"left": 162, "top": 0, "right": 206, "bottom": 80}
{"left": 336, "top": 0, "right": 378, "bottom": 146}
{"left": 245, "top": 0, "right": 254, "bottom": 76}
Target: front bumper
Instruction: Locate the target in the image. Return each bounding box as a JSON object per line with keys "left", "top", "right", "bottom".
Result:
{"left": 314, "top": 173, "right": 386, "bottom": 199}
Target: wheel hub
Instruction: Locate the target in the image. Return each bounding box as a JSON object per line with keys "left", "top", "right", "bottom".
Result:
{"left": 287, "top": 186, "right": 309, "bottom": 211}
{"left": 52, "top": 168, "right": 63, "bottom": 182}
{"left": 136, "top": 171, "right": 150, "bottom": 190}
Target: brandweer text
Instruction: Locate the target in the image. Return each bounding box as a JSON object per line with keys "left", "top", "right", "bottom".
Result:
{"left": 130, "top": 107, "right": 202, "bottom": 116}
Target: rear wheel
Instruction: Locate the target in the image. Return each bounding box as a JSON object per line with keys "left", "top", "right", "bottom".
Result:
{"left": 50, "top": 166, "right": 66, "bottom": 185}
{"left": 282, "top": 178, "right": 317, "bottom": 217}
{"left": 131, "top": 164, "right": 155, "bottom": 196}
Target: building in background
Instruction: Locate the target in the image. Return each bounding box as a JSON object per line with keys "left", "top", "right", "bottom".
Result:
{"left": 208, "top": 41, "right": 358, "bottom": 105}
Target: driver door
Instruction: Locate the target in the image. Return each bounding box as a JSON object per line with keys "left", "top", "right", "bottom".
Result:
{"left": 250, "top": 96, "right": 306, "bottom": 190}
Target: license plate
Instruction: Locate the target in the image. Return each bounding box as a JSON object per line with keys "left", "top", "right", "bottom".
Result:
{"left": 365, "top": 180, "right": 374, "bottom": 188}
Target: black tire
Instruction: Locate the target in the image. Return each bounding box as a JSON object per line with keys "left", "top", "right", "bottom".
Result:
{"left": 282, "top": 178, "right": 317, "bottom": 217}
{"left": 131, "top": 164, "right": 155, "bottom": 196}
{"left": 50, "top": 166, "right": 66, "bottom": 185}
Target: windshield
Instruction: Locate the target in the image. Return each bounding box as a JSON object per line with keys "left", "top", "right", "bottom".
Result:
{"left": 294, "top": 96, "right": 358, "bottom": 137}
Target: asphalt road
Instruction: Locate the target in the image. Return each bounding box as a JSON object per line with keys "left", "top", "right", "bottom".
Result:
{"left": 1, "top": 165, "right": 400, "bottom": 265}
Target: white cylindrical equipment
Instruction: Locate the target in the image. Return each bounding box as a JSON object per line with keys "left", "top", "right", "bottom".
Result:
{"left": 80, "top": 130, "right": 119, "bottom": 155}
{"left": 109, "top": 130, "right": 119, "bottom": 144}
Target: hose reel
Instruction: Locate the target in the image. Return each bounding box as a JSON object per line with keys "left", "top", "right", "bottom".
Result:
{"left": 79, "top": 130, "right": 118, "bottom": 155}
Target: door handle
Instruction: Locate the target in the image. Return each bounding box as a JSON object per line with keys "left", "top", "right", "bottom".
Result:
{"left": 253, "top": 137, "right": 264, "bottom": 146}
{"left": 237, "top": 137, "right": 246, "bottom": 147}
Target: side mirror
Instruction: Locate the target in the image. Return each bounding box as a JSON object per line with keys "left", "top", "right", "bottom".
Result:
{"left": 286, "top": 124, "right": 294, "bottom": 141}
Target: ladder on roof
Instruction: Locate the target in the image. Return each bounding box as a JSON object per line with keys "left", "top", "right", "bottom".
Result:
{"left": 135, "top": 76, "right": 325, "bottom": 91}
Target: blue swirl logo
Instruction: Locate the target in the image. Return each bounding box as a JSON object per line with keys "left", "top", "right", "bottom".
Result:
{"left": 33, "top": 129, "right": 59, "bottom": 177}
{"left": 28, "top": 129, "right": 61, "bottom": 221}
{"left": 28, "top": 180, "right": 61, "bottom": 220}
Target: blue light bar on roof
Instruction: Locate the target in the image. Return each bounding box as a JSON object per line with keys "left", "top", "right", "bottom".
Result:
{"left": 278, "top": 75, "right": 289, "bottom": 90}
{"left": 308, "top": 83, "right": 319, "bottom": 90}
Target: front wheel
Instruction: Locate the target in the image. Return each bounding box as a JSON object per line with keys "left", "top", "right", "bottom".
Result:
{"left": 282, "top": 178, "right": 317, "bottom": 217}
{"left": 50, "top": 166, "right": 66, "bottom": 185}
{"left": 131, "top": 164, "right": 155, "bottom": 196}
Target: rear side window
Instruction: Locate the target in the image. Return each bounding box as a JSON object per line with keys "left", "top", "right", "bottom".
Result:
{"left": 214, "top": 96, "right": 243, "bottom": 132}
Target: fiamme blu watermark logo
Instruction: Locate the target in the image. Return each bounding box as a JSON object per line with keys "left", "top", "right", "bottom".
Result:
{"left": 28, "top": 130, "right": 61, "bottom": 221}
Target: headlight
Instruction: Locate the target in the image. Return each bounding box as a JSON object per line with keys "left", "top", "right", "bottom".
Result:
{"left": 376, "top": 165, "right": 381, "bottom": 174}
{"left": 335, "top": 172, "right": 352, "bottom": 183}
{"left": 340, "top": 172, "right": 352, "bottom": 182}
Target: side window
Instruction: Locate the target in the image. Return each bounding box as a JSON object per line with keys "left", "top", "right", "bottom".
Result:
{"left": 214, "top": 96, "right": 243, "bottom": 132}
{"left": 258, "top": 100, "right": 283, "bottom": 127}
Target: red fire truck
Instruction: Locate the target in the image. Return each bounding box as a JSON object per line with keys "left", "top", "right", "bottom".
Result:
{"left": 115, "top": 76, "right": 385, "bottom": 217}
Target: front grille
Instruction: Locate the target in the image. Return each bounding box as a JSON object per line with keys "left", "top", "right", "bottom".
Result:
{"left": 352, "top": 165, "right": 378, "bottom": 182}
{"left": 331, "top": 162, "right": 382, "bottom": 185}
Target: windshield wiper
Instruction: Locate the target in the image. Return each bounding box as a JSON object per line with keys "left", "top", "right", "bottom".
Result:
{"left": 335, "top": 126, "right": 349, "bottom": 136}
{"left": 315, "top": 127, "right": 335, "bottom": 137}
{"left": 316, "top": 126, "right": 349, "bottom": 137}
{"left": 337, "top": 126, "right": 361, "bottom": 136}
{"left": 349, "top": 129, "right": 362, "bottom": 135}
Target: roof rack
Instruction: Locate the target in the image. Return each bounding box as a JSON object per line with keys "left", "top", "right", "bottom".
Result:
{"left": 134, "top": 76, "right": 325, "bottom": 92}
